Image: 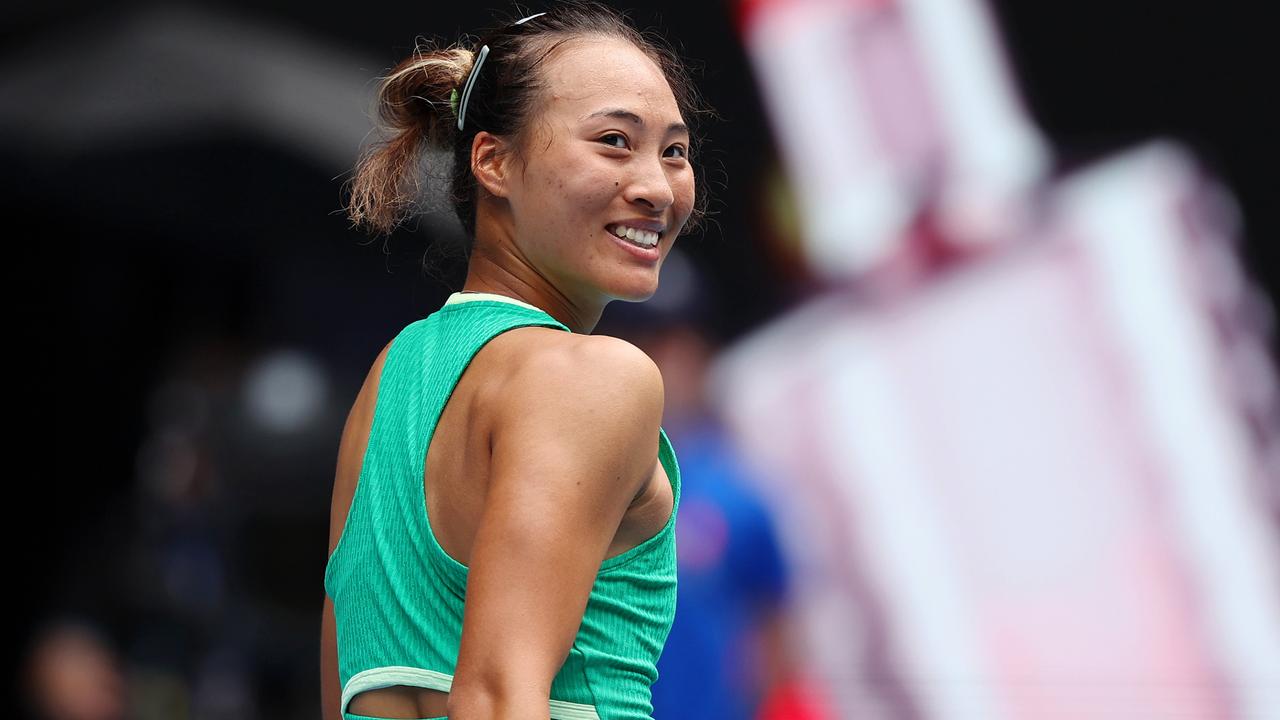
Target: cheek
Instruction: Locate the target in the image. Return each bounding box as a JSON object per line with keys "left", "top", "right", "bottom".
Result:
{"left": 529, "top": 150, "right": 614, "bottom": 209}
{"left": 673, "top": 170, "right": 696, "bottom": 218}
{"left": 564, "top": 166, "right": 620, "bottom": 213}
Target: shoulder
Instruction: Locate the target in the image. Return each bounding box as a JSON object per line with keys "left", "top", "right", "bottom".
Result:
{"left": 485, "top": 332, "right": 664, "bottom": 531}
{"left": 354, "top": 339, "right": 395, "bottom": 401}
{"left": 370, "top": 338, "right": 395, "bottom": 378}
{"left": 487, "top": 331, "right": 664, "bottom": 494}
{"left": 339, "top": 337, "right": 397, "bottom": 463}
{"left": 497, "top": 331, "right": 664, "bottom": 423}
{"left": 328, "top": 338, "right": 398, "bottom": 555}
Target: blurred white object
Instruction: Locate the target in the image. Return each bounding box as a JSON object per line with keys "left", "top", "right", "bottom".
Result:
{"left": 743, "top": 0, "right": 1049, "bottom": 280}
{"left": 710, "top": 141, "right": 1280, "bottom": 719}
{"left": 0, "top": 5, "right": 374, "bottom": 169}
{"left": 243, "top": 349, "right": 329, "bottom": 434}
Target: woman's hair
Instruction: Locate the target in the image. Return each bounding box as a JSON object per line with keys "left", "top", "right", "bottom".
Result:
{"left": 345, "top": 1, "right": 715, "bottom": 245}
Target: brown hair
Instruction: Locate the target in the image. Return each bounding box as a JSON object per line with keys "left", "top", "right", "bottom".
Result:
{"left": 344, "top": 1, "right": 716, "bottom": 245}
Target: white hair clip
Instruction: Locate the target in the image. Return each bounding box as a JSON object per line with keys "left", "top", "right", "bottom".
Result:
{"left": 456, "top": 44, "right": 489, "bottom": 132}
{"left": 456, "top": 13, "right": 547, "bottom": 131}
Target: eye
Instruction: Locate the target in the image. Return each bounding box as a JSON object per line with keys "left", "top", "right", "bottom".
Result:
{"left": 664, "top": 143, "right": 688, "bottom": 159}
{"left": 598, "top": 133, "right": 629, "bottom": 149}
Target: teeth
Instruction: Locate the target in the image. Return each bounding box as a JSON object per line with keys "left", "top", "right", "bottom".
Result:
{"left": 609, "top": 224, "right": 659, "bottom": 248}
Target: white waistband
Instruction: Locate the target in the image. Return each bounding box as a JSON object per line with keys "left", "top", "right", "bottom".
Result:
{"left": 342, "top": 666, "right": 601, "bottom": 719}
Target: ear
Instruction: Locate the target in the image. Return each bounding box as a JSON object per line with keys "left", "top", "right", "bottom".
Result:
{"left": 470, "top": 131, "right": 514, "bottom": 199}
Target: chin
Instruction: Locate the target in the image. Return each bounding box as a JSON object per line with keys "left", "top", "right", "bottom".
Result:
{"left": 607, "top": 280, "right": 660, "bottom": 304}
{"left": 608, "top": 290, "right": 654, "bottom": 304}
{"left": 592, "top": 264, "right": 661, "bottom": 303}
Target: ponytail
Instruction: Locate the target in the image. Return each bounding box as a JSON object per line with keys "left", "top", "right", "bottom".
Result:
{"left": 346, "top": 44, "right": 475, "bottom": 235}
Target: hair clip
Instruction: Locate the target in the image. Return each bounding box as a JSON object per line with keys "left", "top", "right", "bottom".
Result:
{"left": 456, "top": 13, "right": 546, "bottom": 131}
{"left": 456, "top": 44, "right": 490, "bottom": 131}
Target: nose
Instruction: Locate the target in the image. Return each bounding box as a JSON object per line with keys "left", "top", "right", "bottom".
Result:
{"left": 622, "top": 156, "right": 675, "bottom": 213}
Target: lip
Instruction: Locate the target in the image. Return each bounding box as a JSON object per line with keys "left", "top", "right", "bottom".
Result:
{"left": 607, "top": 219, "right": 667, "bottom": 235}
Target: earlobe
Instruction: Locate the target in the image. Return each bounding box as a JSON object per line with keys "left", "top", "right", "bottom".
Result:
{"left": 471, "top": 131, "right": 509, "bottom": 199}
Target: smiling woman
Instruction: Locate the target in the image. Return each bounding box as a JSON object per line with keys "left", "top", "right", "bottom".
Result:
{"left": 323, "top": 3, "right": 715, "bottom": 720}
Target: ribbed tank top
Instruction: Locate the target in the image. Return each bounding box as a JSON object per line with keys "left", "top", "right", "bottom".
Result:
{"left": 324, "top": 291, "right": 682, "bottom": 720}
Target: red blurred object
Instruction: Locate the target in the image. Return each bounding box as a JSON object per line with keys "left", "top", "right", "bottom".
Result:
{"left": 757, "top": 677, "right": 837, "bottom": 720}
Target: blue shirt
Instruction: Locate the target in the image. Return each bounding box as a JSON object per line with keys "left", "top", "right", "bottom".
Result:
{"left": 651, "top": 417, "right": 790, "bottom": 719}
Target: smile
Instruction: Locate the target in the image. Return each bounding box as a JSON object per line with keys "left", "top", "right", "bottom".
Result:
{"left": 607, "top": 223, "right": 660, "bottom": 248}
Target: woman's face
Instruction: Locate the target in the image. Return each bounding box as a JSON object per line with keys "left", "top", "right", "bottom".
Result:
{"left": 501, "top": 36, "right": 695, "bottom": 305}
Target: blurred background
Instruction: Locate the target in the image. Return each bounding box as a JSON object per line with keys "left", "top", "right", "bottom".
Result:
{"left": 7, "top": 0, "right": 1277, "bottom": 718}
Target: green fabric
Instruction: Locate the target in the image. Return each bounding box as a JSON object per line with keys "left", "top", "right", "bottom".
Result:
{"left": 325, "top": 297, "right": 681, "bottom": 720}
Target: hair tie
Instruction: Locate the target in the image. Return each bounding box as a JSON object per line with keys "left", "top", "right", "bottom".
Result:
{"left": 455, "top": 12, "right": 546, "bottom": 131}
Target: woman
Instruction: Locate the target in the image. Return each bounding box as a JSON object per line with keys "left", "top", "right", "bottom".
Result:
{"left": 321, "top": 3, "right": 712, "bottom": 719}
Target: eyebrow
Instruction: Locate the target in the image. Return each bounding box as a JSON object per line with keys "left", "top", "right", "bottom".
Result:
{"left": 583, "top": 107, "right": 689, "bottom": 136}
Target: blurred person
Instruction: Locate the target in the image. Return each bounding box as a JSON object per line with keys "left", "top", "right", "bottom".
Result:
{"left": 322, "top": 3, "right": 714, "bottom": 720}
{"left": 602, "top": 272, "right": 821, "bottom": 720}
{"left": 21, "top": 618, "right": 127, "bottom": 720}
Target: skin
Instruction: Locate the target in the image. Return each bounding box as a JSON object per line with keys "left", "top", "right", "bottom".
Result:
{"left": 321, "top": 35, "right": 695, "bottom": 720}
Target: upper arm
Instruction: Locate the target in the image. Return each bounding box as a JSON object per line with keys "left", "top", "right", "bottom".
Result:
{"left": 327, "top": 340, "right": 394, "bottom": 556}
{"left": 449, "top": 335, "right": 664, "bottom": 712}
{"left": 321, "top": 595, "right": 340, "bottom": 720}
{"left": 322, "top": 340, "right": 394, "bottom": 718}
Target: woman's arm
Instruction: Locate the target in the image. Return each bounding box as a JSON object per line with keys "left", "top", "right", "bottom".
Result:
{"left": 321, "top": 341, "right": 393, "bottom": 720}
{"left": 447, "top": 335, "right": 664, "bottom": 720}
{"left": 320, "top": 596, "right": 340, "bottom": 720}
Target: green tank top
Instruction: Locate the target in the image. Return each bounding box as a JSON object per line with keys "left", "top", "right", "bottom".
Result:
{"left": 324, "top": 291, "right": 682, "bottom": 720}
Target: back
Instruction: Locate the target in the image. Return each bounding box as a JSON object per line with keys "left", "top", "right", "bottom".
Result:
{"left": 324, "top": 291, "right": 682, "bottom": 720}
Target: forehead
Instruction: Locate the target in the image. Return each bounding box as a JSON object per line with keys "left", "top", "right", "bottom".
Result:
{"left": 537, "top": 36, "right": 682, "bottom": 124}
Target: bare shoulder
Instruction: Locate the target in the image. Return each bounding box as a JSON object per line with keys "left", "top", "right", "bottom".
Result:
{"left": 486, "top": 329, "right": 664, "bottom": 505}
{"left": 327, "top": 339, "right": 395, "bottom": 556}
{"left": 494, "top": 330, "right": 665, "bottom": 428}
{"left": 353, "top": 338, "right": 395, "bottom": 421}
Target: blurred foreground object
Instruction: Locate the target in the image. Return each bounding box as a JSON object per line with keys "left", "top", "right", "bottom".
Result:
{"left": 711, "top": 141, "right": 1280, "bottom": 719}
{"left": 730, "top": 0, "right": 1278, "bottom": 714}
{"left": 739, "top": 0, "right": 1049, "bottom": 279}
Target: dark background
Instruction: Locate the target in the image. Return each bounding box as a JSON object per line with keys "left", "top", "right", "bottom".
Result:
{"left": 6, "top": 0, "right": 1274, "bottom": 713}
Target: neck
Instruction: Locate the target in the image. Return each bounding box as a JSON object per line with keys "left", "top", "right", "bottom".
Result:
{"left": 465, "top": 218, "right": 604, "bottom": 334}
